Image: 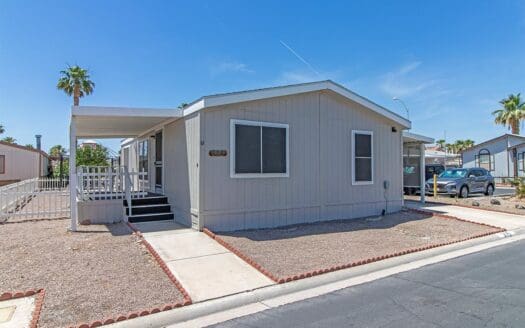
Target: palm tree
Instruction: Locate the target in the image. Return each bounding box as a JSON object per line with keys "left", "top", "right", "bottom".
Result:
{"left": 455, "top": 140, "right": 466, "bottom": 152}
{"left": 57, "top": 65, "right": 95, "bottom": 106}
{"left": 1, "top": 137, "right": 16, "bottom": 144}
{"left": 463, "top": 139, "right": 475, "bottom": 150}
{"left": 492, "top": 94, "right": 525, "bottom": 134}
{"left": 435, "top": 139, "right": 446, "bottom": 150}
{"left": 49, "top": 145, "right": 67, "bottom": 157}
{"left": 0, "top": 124, "right": 4, "bottom": 135}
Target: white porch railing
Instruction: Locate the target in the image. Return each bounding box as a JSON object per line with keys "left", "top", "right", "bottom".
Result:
{"left": 76, "top": 166, "right": 149, "bottom": 202}
{"left": 0, "top": 177, "right": 69, "bottom": 221}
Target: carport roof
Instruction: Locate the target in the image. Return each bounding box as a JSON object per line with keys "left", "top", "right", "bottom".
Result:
{"left": 403, "top": 131, "right": 434, "bottom": 144}
{"left": 72, "top": 106, "right": 182, "bottom": 138}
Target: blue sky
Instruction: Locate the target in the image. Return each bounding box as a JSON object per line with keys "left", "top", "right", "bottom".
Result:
{"left": 1, "top": 0, "right": 525, "bottom": 152}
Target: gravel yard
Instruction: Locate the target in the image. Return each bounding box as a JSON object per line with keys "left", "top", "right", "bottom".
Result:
{"left": 405, "top": 195, "right": 525, "bottom": 215}
{"left": 215, "top": 210, "right": 501, "bottom": 280}
{"left": 0, "top": 219, "right": 185, "bottom": 328}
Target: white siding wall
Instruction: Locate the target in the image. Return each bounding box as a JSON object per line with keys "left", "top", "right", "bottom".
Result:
{"left": 462, "top": 136, "right": 520, "bottom": 179}
{"left": 163, "top": 113, "right": 200, "bottom": 227}
{"left": 0, "top": 144, "right": 44, "bottom": 183}
{"left": 198, "top": 91, "right": 404, "bottom": 231}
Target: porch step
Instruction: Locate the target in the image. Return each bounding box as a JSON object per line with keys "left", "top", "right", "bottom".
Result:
{"left": 125, "top": 204, "right": 171, "bottom": 215}
{"left": 123, "top": 196, "right": 168, "bottom": 207}
{"left": 128, "top": 212, "right": 174, "bottom": 223}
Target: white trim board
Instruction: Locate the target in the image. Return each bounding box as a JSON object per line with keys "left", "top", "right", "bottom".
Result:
{"left": 351, "top": 130, "right": 374, "bottom": 186}
{"left": 184, "top": 80, "right": 410, "bottom": 128}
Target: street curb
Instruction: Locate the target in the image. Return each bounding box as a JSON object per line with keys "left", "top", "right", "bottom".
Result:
{"left": 107, "top": 229, "right": 525, "bottom": 328}
{"left": 204, "top": 209, "right": 505, "bottom": 284}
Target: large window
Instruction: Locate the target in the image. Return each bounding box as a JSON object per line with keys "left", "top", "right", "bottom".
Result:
{"left": 0, "top": 155, "right": 4, "bottom": 174}
{"left": 475, "top": 149, "right": 493, "bottom": 171}
{"left": 230, "top": 119, "right": 289, "bottom": 178}
{"left": 519, "top": 152, "right": 524, "bottom": 172}
{"left": 352, "top": 130, "right": 373, "bottom": 185}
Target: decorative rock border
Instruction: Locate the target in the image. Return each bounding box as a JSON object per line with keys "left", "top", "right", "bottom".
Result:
{"left": 204, "top": 210, "right": 506, "bottom": 285}
{"left": 0, "top": 288, "right": 45, "bottom": 328}
{"left": 66, "top": 222, "right": 192, "bottom": 328}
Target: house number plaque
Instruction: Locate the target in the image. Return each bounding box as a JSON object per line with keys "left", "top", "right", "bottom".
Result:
{"left": 209, "top": 150, "right": 228, "bottom": 157}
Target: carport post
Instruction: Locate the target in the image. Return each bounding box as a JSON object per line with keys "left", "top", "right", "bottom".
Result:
{"left": 69, "top": 119, "right": 78, "bottom": 232}
{"left": 420, "top": 142, "right": 426, "bottom": 204}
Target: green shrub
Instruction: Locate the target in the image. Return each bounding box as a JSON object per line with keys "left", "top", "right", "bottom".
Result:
{"left": 510, "top": 178, "right": 525, "bottom": 199}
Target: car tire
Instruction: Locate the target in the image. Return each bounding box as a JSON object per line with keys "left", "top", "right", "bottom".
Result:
{"left": 459, "top": 186, "right": 469, "bottom": 198}
{"left": 485, "top": 184, "right": 494, "bottom": 196}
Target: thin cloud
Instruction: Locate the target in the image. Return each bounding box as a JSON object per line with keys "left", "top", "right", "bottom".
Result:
{"left": 380, "top": 61, "right": 435, "bottom": 97}
{"left": 275, "top": 69, "right": 340, "bottom": 85}
{"left": 211, "top": 61, "right": 255, "bottom": 75}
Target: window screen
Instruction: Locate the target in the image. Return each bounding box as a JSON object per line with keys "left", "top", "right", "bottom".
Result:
{"left": 0, "top": 155, "right": 4, "bottom": 174}
{"left": 353, "top": 132, "right": 372, "bottom": 183}
{"left": 262, "top": 127, "right": 286, "bottom": 173}
{"left": 233, "top": 121, "right": 288, "bottom": 176}
{"left": 235, "top": 124, "right": 261, "bottom": 174}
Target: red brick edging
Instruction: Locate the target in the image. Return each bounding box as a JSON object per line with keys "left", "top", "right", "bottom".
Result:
{"left": 67, "top": 222, "right": 192, "bottom": 328}
{"left": 0, "top": 288, "right": 45, "bottom": 328}
{"left": 204, "top": 210, "right": 506, "bottom": 285}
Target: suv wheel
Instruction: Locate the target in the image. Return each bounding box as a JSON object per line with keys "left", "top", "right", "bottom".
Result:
{"left": 485, "top": 184, "right": 494, "bottom": 196}
{"left": 459, "top": 186, "right": 469, "bottom": 198}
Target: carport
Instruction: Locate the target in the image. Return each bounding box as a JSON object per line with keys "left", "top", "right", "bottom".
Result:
{"left": 403, "top": 132, "right": 434, "bottom": 203}
{"left": 69, "top": 105, "right": 181, "bottom": 231}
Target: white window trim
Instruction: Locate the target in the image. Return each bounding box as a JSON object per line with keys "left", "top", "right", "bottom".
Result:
{"left": 230, "top": 119, "right": 290, "bottom": 178}
{"left": 351, "top": 130, "right": 374, "bottom": 185}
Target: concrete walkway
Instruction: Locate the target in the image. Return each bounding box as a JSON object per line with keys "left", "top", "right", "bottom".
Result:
{"left": 133, "top": 221, "right": 275, "bottom": 302}
{"left": 405, "top": 200, "right": 525, "bottom": 231}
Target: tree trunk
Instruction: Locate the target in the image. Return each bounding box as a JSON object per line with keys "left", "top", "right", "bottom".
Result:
{"left": 73, "top": 84, "right": 80, "bottom": 106}
{"left": 511, "top": 120, "right": 520, "bottom": 135}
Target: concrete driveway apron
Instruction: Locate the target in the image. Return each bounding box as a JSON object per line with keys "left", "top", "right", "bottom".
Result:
{"left": 405, "top": 201, "right": 525, "bottom": 231}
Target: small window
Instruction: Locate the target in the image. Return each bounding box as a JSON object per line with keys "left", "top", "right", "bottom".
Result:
{"left": 230, "top": 120, "right": 289, "bottom": 178}
{"left": 518, "top": 152, "right": 524, "bottom": 172}
{"left": 475, "top": 149, "right": 493, "bottom": 171}
{"left": 0, "top": 155, "right": 4, "bottom": 174}
{"left": 352, "top": 130, "right": 373, "bottom": 184}
{"left": 138, "top": 140, "right": 148, "bottom": 173}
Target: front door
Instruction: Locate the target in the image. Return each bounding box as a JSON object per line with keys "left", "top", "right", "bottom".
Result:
{"left": 154, "top": 131, "right": 163, "bottom": 193}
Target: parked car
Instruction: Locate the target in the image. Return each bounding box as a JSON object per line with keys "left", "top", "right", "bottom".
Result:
{"left": 425, "top": 167, "right": 495, "bottom": 198}
{"left": 425, "top": 164, "right": 445, "bottom": 181}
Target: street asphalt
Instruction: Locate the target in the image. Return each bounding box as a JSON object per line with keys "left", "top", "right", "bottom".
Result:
{"left": 490, "top": 186, "right": 515, "bottom": 197}
{"left": 210, "top": 239, "right": 525, "bottom": 328}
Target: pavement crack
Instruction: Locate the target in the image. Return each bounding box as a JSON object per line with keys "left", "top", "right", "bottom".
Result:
{"left": 387, "top": 295, "right": 444, "bottom": 328}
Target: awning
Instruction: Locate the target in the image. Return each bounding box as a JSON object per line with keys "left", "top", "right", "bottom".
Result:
{"left": 71, "top": 106, "right": 182, "bottom": 138}
{"left": 403, "top": 131, "right": 434, "bottom": 144}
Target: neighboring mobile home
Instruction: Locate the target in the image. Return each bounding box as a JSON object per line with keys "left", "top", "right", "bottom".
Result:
{"left": 70, "top": 80, "right": 411, "bottom": 231}
{"left": 0, "top": 141, "right": 49, "bottom": 186}
{"left": 461, "top": 134, "right": 525, "bottom": 182}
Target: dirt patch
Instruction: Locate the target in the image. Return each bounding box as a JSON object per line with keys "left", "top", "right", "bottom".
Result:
{"left": 405, "top": 195, "right": 525, "bottom": 215}
{"left": 0, "top": 220, "right": 184, "bottom": 328}
{"left": 214, "top": 211, "right": 501, "bottom": 280}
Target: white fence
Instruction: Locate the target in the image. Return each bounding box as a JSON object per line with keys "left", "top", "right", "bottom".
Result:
{"left": 77, "top": 166, "right": 149, "bottom": 201}
{"left": 0, "top": 178, "right": 70, "bottom": 221}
